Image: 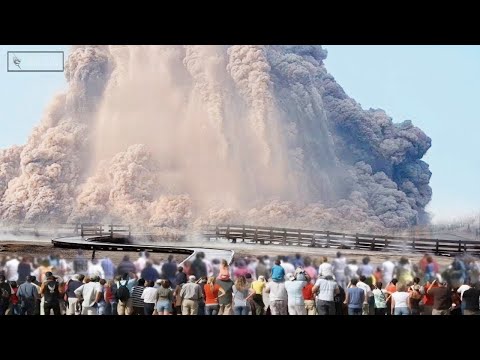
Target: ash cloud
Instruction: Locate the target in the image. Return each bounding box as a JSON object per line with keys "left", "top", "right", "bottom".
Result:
{"left": 0, "top": 45, "right": 432, "bottom": 232}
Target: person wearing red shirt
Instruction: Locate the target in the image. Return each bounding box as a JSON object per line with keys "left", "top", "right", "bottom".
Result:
{"left": 422, "top": 280, "right": 437, "bottom": 315}
{"left": 303, "top": 275, "right": 316, "bottom": 315}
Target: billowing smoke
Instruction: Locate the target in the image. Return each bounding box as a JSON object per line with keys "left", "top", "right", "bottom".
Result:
{"left": 0, "top": 45, "right": 432, "bottom": 232}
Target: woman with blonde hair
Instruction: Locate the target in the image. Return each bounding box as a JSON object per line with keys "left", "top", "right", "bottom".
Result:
{"left": 391, "top": 283, "right": 411, "bottom": 315}
{"left": 204, "top": 276, "right": 225, "bottom": 315}
{"left": 232, "top": 275, "right": 254, "bottom": 315}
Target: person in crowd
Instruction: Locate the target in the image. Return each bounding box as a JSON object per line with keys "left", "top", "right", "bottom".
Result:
{"left": 271, "top": 259, "right": 285, "bottom": 282}
{"left": 16, "top": 275, "right": 38, "bottom": 315}
{"left": 391, "top": 283, "right": 411, "bottom": 315}
{"left": 156, "top": 279, "right": 174, "bottom": 315}
{"left": 117, "top": 256, "right": 136, "bottom": 277}
{"left": 344, "top": 278, "right": 364, "bottom": 315}
{"left": 313, "top": 274, "right": 338, "bottom": 315}
{"left": 141, "top": 261, "right": 160, "bottom": 283}
{"left": 218, "top": 259, "right": 231, "bottom": 280}
{"left": 232, "top": 275, "right": 253, "bottom": 315}
{"left": 265, "top": 277, "right": 288, "bottom": 315}
{"left": 74, "top": 276, "right": 103, "bottom": 315}
{"left": 41, "top": 273, "right": 62, "bottom": 315}
{"left": 141, "top": 280, "right": 157, "bottom": 315}
{"left": 427, "top": 279, "right": 452, "bottom": 315}
{"left": 332, "top": 252, "right": 347, "bottom": 289}
{"left": 250, "top": 275, "right": 267, "bottom": 315}
{"left": 161, "top": 255, "right": 177, "bottom": 287}
{"left": 131, "top": 278, "right": 146, "bottom": 315}
{"left": 318, "top": 256, "right": 333, "bottom": 278}
{"left": 191, "top": 253, "right": 208, "bottom": 279}
{"left": 462, "top": 282, "right": 480, "bottom": 315}
{"left": 180, "top": 275, "right": 203, "bottom": 315}
{"left": 357, "top": 257, "right": 373, "bottom": 278}
{"left": 204, "top": 276, "right": 224, "bottom": 315}
{"left": 65, "top": 274, "right": 83, "bottom": 315}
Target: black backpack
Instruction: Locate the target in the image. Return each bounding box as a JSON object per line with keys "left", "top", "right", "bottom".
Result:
{"left": 115, "top": 280, "right": 130, "bottom": 302}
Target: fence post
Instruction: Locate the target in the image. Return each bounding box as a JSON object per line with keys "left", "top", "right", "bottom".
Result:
{"left": 270, "top": 228, "right": 274, "bottom": 244}
{"left": 355, "top": 233, "right": 359, "bottom": 249}
{"left": 326, "top": 231, "right": 330, "bottom": 248}
{"left": 215, "top": 225, "right": 219, "bottom": 241}
{"left": 260, "top": 228, "right": 265, "bottom": 245}
{"left": 458, "top": 241, "right": 462, "bottom": 253}
{"left": 384, "top": 236, "right": 389, "bottom": 250}
{"left": 412, "top": 237, "right": 415, "bottom": 250}
{"left": 311, "top": 234, "right": 316, "bottom": 248}
{"left": 283, "top": 229, "right": 287, "bottom": 246}
{"left": 435, "top": 240, "right": 439, "bottom": 255}
{"left": 243, "top": 225, "right": 246, "bottom": 242}
{"left": 370, "top": 237, "right": 376, "bottom": 251}
{"left": 81, "top": 224, "right": 84, "bottom": 237}
{"left": 110, "top": 224, "right": 113, "bottom": 239}
{"left": 226, "top": 225, "right": 230, "bottom": 241}
{"left": 297, "top": 229, "right": 302, "bottom": 245}
{"left": 254, "top": 227, "right": 258, "bottom": 244}
{"left": 128, "top": 225, "right": 131, "bottom": 239}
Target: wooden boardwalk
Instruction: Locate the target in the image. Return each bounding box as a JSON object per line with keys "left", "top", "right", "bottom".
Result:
{"left": 205, "top": 225, "right": 480, "bottom": 257}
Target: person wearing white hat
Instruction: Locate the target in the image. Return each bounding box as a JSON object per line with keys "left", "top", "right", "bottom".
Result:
{"left": 284, "top": 273, "right": 307, "bottom": 315}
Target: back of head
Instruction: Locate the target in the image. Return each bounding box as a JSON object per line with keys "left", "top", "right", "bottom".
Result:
{"left": 137, "top": 278, "right": 146, "bottom": 287}
{"left": 359, "top": 275, "right": 366, "bottom": 283}
{"left": 189, "top": 275, "right": 196, "bottom": 283}
{"left": 336, "top": 252, "right": 342, "bottom": 258}
{"left": 391, "top": 278, "right": 398, "bottom": 285}
{"left": 274, "top": 259, "right": 281, "bottom": 266}
{"left": 350, "top": 278, "right": 358, "bottom": 286}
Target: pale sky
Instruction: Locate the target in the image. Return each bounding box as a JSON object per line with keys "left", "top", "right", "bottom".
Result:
{"left": 1, "top": 45, "right": 479, "bottom": 224}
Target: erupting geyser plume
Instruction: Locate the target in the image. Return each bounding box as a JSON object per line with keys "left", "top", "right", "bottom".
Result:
{"left": 0, "top": 45, "right": 432, "bottom": 233}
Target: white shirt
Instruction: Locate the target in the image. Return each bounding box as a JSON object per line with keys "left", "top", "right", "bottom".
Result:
{"left": 457, "top": 284, "right": 471, "bottom": 301}
{"left": 284, "top": 280, "right": 306, "bottom": 305}
{"left": 381, "top": 260, "right": 395, "bottom": 283}
{"left": 87, "top": 263, "right": 105, "bottom": 279}
{"left": 281, "top": 262, "right": 295, "bottom": 275}
{"left": 141, "top": 287, "right": 158, "bottom": 304}
{"left": 266, "top": 281, "right": 288, "bottom": 302}
{"left": 392, "top": 291, "right": 410, "bottom": 308}
{"left": 318, "top": 262, "right": 333, "bottom": 278}
{"left": 315, "top": 278, "right": 338, "bottom": 302}
{"left": 356, "top": 281, "right": 372, "bottom": 303}
{"left": 332, "top": 257, "right": 347, "bottom": 275}
{"left": 75, "top": 282, "right": 102, "bottom": 308}
{"left": 5, "top": 258, "right": 20, "bottom": 281}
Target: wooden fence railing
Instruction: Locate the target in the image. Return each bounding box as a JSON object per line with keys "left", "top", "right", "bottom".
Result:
{"left": 3, "top": 223, "right": 480, "bottom": 257}
{"left": 204, "top": 224, "right": 480, "bottom": 256}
